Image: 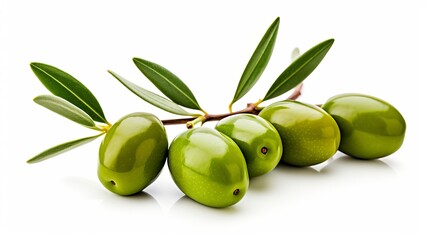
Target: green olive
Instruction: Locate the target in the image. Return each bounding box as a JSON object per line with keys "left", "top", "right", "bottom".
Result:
{"left": 98, "top": 112, "right": 168, "bottom": 196}
{"left": 215, "top": 114, "right": 282, "bottom": 178}
{"left": 322, "top": 93, "right": 406, "bottom": 159}
{"left": 259, "top": 100, "right": 341, "bottom": 167}
{"left": 168, "top": 127, "right": 249, "bottom": 208}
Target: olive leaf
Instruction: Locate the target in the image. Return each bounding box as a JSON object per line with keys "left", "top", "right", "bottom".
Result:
{"left": 262, "top": 38, "right": 335, "bottom": 101}
{"left": 27, "top": 133, "right": 104, "bottom": 164}
{"left": 33, "top": 95, "right": 101, "bottom": 130}
{"left": 30, "top": 63, "right": 108, "bottom": 124}
{"left": 133, "top": 58, "right": 204, "bottom": 112}
{"left": 108, "top": 70, "right": 201, "bottom": 117}
{"left": 230, "top": 17, "right": 280, "bottom": 110}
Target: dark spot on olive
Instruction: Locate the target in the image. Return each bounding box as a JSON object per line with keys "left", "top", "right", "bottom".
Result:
{"left": 233, "top": 189, "right": 240, "bottom": 196}
{"left": 261, "top": 147, "right": 268, "bottom": 154}
{"left": 110, "top": 180, "right": 116, "bottom": 186}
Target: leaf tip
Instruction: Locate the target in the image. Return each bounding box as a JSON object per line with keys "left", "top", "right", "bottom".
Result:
{"left": 32, "top": 96, "right": 44, "bottom": 106}
{"left": 29, "top": 62, "right": 42, "bottom": 72}
{"left": 30, "top": 62, "right": 49, "bottom": 70}
{"left": 30, "top": 62, "right": 39, "bottom": 67}
{"left": 132, "top": 57, "right": 143, "bottom": 64}
{"left": 271, "top": 17, "right": 280, "bottom": 29}
{"left": 108, "top": 70, "right": 122, "bottom": 81}
{"left": 26, "top": 156, "right": 42, "bottom": 164}
{"left": 26, "top": 159, "right": 35, "bottom": 164}
{"left": 323, "top": 38, "right": 335, "bottom": 51}
{"left": 133, "top": 57, "right": 150, "bottom": 68}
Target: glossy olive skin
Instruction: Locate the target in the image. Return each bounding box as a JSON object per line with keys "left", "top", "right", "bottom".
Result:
{"left": 322, "top": 93, "right": 406, "bottom": 159}
{"left": 168, "top": 127, "right": 249, "bottom": 208}
{"left": 98, "top": 112, "right": 168, "bottom": 196}
{"left": 259, "top": 100, "right": 341, "bottom": 167}
{"left": 215, "top": 114, "right": 282, "bottom": 178}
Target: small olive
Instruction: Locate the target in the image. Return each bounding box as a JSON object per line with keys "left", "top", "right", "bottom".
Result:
{"left": 168, "top": 127, "right": 249, "bottom": 208}
{"left": 322, "top": 93, "right": 406, "bottom": 159}
{"left": 259, "top": 100, "right": 341, "bottom": 167}
{"left": 215, "top": 114, "right": 283, "bottom": 177}
{"left": 98, "top": 112, "right": 168, "bottom": 195}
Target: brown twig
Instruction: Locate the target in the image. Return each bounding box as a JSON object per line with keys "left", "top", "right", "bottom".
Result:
{"left": 161, "top": 83, "right": 303, "bottom": 128}
{"left": 161, "top": 117, "right": 196, "bottom": 125}
{"left": 161, "top": 102, "right": 261, "bottom": 128}
{"left": 287, "top": 83, "right": 303, "bottom": 100}
{"left": 204, "top": 103, "right": 261, "bottom": 123}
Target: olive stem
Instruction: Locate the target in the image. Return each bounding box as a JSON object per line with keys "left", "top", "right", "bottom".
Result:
{"left": 161, "top": 102, "right": 261, "bottom": 128}
{"left": 186, "top": 115, "right": 207, "bottom": 129}
{"left": 228, "top": 102, "right": 233, "bottom": 113}
{"left": 93, "top": 123, "right": 111, "bottom": 133}
{"left": 161, "top": 84, "right": 303, "bottom": 127}
{"left": 287, "top": 83, "right": 303, "bottom": 100}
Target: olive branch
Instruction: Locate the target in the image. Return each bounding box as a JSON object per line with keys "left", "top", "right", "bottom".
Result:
{"left": 27, "top": 17, "right": 334, "bottom": 163}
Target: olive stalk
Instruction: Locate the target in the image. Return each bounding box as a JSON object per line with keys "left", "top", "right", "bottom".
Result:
{"left": 184, "top": 102, "right": 262, "bottom": 129}
{"left": 161, "top": 84, "right": 303, "bottom": 128}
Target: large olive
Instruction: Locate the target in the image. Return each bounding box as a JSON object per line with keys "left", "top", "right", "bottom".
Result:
{"left": 98, "top": 112, "right": 168, "bottom": 195}
{"left": 168, "top": 127, "right": 249, "bottom": 208}
{"left": 215, "top": 114, "right": 283, "bottom": 178}
{"left": 322, "top": 93, "right": 406, "bottom": 159}
{"left": 259, "top": 100, "right": 341, "bottom": 167}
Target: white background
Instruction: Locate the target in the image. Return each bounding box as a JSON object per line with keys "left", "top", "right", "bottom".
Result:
{"left": 0, "top": 0, "right": 427, "bottom": 239}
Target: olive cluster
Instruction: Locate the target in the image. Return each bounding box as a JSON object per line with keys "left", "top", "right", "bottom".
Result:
{"left": 26, "top": 18, "right": 406, "bottom": 209}
{"left": 98, "top": 94, "right": 406, "bottom": 208}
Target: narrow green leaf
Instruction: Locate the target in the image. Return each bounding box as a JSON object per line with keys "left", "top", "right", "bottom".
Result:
{"left": 34, "top": 95, "right": 98, "bottom": 129}
{"left": 230, "top": 17, "right": 280, "bottom": 107}
{"left": 262, "top": 39, "right": 335, "bottom": 101}
{"left": 27, "top": 134, "right": 103, "bottom": 164}
{"left": 133, "top": 58, "right": 203, "bottom": 111}
{"left": 108, "top": 70, "right": 200, "bottom": 117}
{"left": 30, "top": 63, "right": 108, "bottom": 123}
